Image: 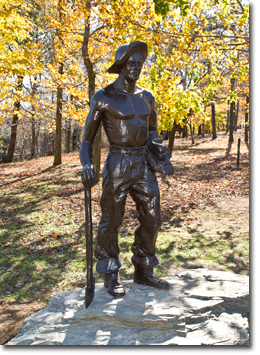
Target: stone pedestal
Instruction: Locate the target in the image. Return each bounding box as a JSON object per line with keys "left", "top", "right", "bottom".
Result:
{"left": 7, "top": 269, "right": 249, "bottom": 345}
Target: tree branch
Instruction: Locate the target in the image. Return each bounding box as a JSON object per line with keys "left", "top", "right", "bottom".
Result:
{"left": 90, "top": 25, "right": 106, "bottom": 37}
{"left": 235, "top": 0, "right": 245, "bottom": 12}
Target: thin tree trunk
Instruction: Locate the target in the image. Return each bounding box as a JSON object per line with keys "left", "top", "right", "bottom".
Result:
{"left": 187, "top": 110, "right": 194, "bottom": 143}
{"left": 43, "top": 131, "right": 47, "bottom": 156}
{"left": 183, "top": 125, "right": 188, "bottom": 139}
{"left": 245, "top": 95, "right": 249, "bottom": 143}
{"left": 226, "top": 100, "right": 230, "bottom": 134}
{"left": 211, "top": 102, "right": 217, "bottom": 139}
{"left": 53, "top": 0, "right": 64, "bottom": 166}
{"left": 229, "top": 78, "right": 235, "bottom": 143}
{"left": 65, "top": 117, "right": 71, "bottom": 153}
{"left": 5, "top": 75, "right": 23, "bottom": 163}
{"left": 189, "top": 119, "right": 194, "bottom": 144}
{"left": 72, "top": 126, "right": 77, "bottom": 151}
{"left": 20, "top": 136, "right": 25, "bottom": 161}
{"left": 35, "top": 122, "right": 40, "bottom": 156}
{"left": 202, "top": 121, "right": 205, "bottom": 137}
{"left": 233, "top": 102, "right": 237, "bottom": 132}
{"left": 31, "top": 115, "right": 36, "bottom": 158}
{"left": 82, "top": 0, "right": 101, "bottom": 183}
{"left": 235, "top": 100, "right": 239, "bottom": 131}
{"left": 30, "top": 77, "right": 37, "bottom": 159}
{"left": 53, "top": 62, "right": 63, "bottom": 165}
{"left": 168, "top": 121, "right": 178, "bottom": 153}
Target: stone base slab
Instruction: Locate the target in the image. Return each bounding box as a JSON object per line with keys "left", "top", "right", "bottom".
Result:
{"left": 7, "top": 269, "right": 249, "bottom": 345}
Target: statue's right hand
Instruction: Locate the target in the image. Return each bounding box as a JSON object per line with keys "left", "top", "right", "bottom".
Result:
{"left": 81, "top": 163, "right": 96, "bottom": 188}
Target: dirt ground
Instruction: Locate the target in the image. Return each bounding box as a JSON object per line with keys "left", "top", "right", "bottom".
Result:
{"left": 167, "top": 195, "right": 249, "bottom": 274}
{"left": 0, "top": 302, "right": 43, "bottom": 345}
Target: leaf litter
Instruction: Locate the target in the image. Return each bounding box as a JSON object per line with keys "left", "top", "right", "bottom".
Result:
{"left": 0, "top": 130, "right": 249, "bottom": 344}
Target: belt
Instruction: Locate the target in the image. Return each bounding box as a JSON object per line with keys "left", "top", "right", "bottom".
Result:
{"left": 109, "top": 145, "right": 147, "bottom": 156}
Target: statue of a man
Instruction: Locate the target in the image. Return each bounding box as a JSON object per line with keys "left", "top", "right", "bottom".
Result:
{"left": 80, "top": 41, "right": 174, "bottom": 298}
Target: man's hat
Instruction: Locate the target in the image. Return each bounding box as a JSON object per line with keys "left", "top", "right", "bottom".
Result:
{"left": 107, "top": 41, "right": 148, "bottom": 74}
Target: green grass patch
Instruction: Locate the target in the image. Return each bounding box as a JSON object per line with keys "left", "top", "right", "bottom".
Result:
{"left": 0, "top": 149, "right": 249, "bottom": 306}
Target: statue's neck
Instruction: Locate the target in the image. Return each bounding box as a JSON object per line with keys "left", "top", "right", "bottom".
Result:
{"left": 114, "top": 76, "right": 136, "bottom": 94}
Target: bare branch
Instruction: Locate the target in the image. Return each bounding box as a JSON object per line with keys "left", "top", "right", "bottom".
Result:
{"left": 235, "top": 0, "right": 245, "bottom": 12}
{"left": 90, "top": 25, "right": 106, "bottom": 37}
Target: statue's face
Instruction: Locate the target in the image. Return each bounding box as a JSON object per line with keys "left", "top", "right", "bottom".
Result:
{"left": 121, "top": 52, "right": 143, "bottom": 82}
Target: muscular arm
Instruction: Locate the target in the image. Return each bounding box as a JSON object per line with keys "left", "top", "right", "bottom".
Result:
{"left": 79, "top": 90, "right": 105, "bottom": 187}
{"left": 148, "top": 93, "right": 159, "bottom": 142}
{"left": 79, "top": 90, "right": 104, "bottom": 166}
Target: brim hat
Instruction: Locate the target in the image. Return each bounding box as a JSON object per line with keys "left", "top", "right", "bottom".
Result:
{"left": 107, "top": 41, "right": 148, "bottom": 74}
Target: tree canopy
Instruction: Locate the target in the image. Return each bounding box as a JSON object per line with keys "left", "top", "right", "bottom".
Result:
{"left": 0, "top": 0, "right": 249, "bottom": 163}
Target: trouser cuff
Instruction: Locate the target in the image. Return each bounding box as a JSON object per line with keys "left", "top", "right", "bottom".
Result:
{"left": 96, "top": 257, "right": 123, "bottom": 274}
{"left": 131, "top": 254, "right": 160, "bottom": 268}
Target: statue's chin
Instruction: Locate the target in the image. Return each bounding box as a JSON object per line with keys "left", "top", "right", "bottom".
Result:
{"left": 127, "top": 75, "right": 139, "bottom": 82}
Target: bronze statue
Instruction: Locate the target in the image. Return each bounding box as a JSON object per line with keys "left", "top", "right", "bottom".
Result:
{"left": 80, "top": 41, "right": 174, "bottom": 300}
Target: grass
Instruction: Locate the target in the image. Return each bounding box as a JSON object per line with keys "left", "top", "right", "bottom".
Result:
{"left": 0, "top": 132, "right": 249, "bottom": 306}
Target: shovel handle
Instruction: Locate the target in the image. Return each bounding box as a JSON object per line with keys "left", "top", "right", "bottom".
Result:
{"left": 84, "top": 188, "right": 94, "bottom": 305}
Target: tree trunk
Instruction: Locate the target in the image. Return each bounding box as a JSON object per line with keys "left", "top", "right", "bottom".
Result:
{"left": 5, "top": 76, "right": 23, "bottom": 163}
{"left": 53, "top": 0, "right": 64, "bottom": 166}
{"left": 72, "top": 126, "right": 78, "bottom": 151}
{"left": 31, "top": 115, "right": 36, "bottom": 158}
{"left": 30, "top": 77, "right": 37, "bottom": 159}
{"left": 189, "top": 118, "right": 194, "bottom": 144}
{"left": 211, "top": 102, "right": 217, "bottom": 139}
{"left": 229, "top": 78, "right": 235, "bottom": 143}
{"left": 202, "top": 121, "right": 205, "bottom": 137}
{"left": 82, "top": 0, "right": 101, "bottom": 184}
{"left": 20, "top": 136, "right": 25, "bottom": 161}
{"left": 226, "top": 100, "right": 230, "bottom": 134}
{"left": 53, "top": 62, "right": 63, "bottom": 165}
{"left": 36, "top": 122, "right": 40, "bottom": 156}
{"left": 235, "top": 100, "right": 239, "bottom": 131}
{"left": 233, "top": 102, "right": 237, "bottom": 132}
{"left": 229, "top": 101, "right": 235, "bottom": 143}
{"left": 245, "top": 95, "right": 249, "bottom": 143}
{"left": 168, "top": 121, "right": 178, "bottom": 153}
{"left": 183, "top": 125, "right": 188, "bottom": 139}
{"left": 43, "top": 131, "right": 47, "bottom": 156}
{"left": 65, "top": 117, "right": 71, "bottom": 153}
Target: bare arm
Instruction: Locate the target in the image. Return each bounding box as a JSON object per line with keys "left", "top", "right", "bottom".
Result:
{"left": 148, "top": 94, "right": 159, "bottom": 142}
{"left": 147, "top": 93, "right": 167, "bottom": 158}
{"left": 79, "top": 90, "right": 104, "bottom": 187}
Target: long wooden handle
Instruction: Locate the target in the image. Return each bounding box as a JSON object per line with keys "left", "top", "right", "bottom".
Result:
{"left": 85, "top": 188, "right": 93, "bottom": 289}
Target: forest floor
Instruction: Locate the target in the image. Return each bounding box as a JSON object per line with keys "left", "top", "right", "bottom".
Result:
{"left": 0, "top": 129, "right": 249, "bottom": 344}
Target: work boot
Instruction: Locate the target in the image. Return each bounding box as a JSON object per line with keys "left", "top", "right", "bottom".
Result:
{"left": 133, "top": 266, "right": 169, "bottom": 290}
{"left": 103, "top": 272, "right": 125, "bottom": 298}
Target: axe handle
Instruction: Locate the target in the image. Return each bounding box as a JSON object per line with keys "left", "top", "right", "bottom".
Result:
{"left": 85, "top": 188, "right": 93, "bottom": 289}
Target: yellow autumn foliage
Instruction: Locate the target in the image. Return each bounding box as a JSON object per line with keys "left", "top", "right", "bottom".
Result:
{"left": 0, "top": 0, "right": 249, "bottom": 138}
